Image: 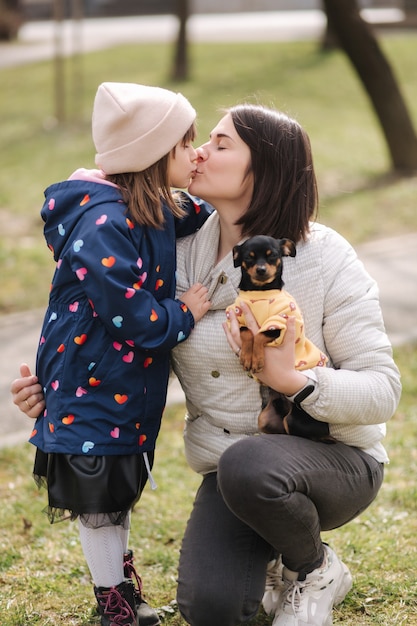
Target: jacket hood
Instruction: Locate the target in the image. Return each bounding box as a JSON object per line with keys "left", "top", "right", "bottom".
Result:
{"left": 41, "top": 170, "right": 122, "bottom": 261}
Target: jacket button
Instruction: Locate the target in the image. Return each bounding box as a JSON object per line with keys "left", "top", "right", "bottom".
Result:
{"left": 210, "top": 370, "right": 220, "bottom": 378}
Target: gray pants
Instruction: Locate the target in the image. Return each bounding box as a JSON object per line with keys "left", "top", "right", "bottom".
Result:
{"left": 177, "top": 434, "right": 384, "bottom": 626}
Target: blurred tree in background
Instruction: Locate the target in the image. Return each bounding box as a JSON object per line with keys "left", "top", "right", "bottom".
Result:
{"left": 172, "top": 0, "right": 189, "bottom": 81}
{"left": 169, "top": 0, "right": 417, "bottom": 173}
{"left": 4, "top": 0, "right": 416, "bottom": 173}
{"left": 0, "top": 0, "right": 23, "bottom": 39}
{"left": 322, "top": 0, "right": 417, "bottom": 173}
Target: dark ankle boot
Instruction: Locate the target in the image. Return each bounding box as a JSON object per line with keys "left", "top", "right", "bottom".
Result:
{"left": 94, "top": 580, "right": 137, "bottom": 626}
{"left": 123, "top": 549, "right": 161, "bottom": 626}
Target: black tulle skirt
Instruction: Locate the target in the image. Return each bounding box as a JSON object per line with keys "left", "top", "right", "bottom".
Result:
{"left": 33, "top": 448, "right": 154, "bottom": 528}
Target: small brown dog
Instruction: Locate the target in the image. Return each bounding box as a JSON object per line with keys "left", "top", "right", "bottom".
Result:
{"left": 227, "top": 235, "right": 333, "bottom": 442}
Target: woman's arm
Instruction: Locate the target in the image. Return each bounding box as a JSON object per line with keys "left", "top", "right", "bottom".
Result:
{"left": 305, "top": 230, "right": 401, "bottom": 426}
{"left": 223, "top": 228, "right": 401, "bottom": 427}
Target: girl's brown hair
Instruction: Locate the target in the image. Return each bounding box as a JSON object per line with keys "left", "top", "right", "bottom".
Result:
{"left": 106, "top": 123, "right": 196, "bottom": 229}
{"left": 228, "top": 104, "right": 318, "bottom": 244}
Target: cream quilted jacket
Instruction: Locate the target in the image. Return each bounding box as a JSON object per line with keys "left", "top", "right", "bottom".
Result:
{"left": 172, "top": 212, "right": 401, "bottom": 474}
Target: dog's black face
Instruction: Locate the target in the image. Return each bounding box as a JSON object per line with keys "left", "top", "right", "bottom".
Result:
{"left": 233, "top": 235, "right": 296, "bottom": 291}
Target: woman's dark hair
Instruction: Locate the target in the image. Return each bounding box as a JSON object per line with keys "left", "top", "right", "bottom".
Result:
{"left": 228, "top": 104, "right": 318, "bottom": 243}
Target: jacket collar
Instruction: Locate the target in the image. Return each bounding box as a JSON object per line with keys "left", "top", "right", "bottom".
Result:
{"left": 177, "top": 212, "right": 243, "bottom": 311}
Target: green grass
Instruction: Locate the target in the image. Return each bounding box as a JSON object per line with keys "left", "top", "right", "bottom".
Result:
{"left": 0, "top": 344, "right": 416, "bottom": 625}
{"left": 1, "top": 35, "right": 417, "bottom": 312}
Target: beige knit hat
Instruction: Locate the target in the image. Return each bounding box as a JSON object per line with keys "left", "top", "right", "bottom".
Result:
{"left": 92, "top": 82, "right": 196, "bottom": 174}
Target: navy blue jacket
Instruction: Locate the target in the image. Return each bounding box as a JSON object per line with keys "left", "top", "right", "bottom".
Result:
{"left": 30, "top": 174, "right": 211, "bottom": 456}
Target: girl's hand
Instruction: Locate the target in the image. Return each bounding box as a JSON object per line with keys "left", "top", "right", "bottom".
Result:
{"left": 181, "top": 282, "right": 211, "bottom": 323}
{"left": 10, "top": 363, "right": 45, "bottom": 418}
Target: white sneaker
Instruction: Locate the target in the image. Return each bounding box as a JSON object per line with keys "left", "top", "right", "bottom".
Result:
{"left": 272, "top": 545, "right": 352, "bottom": 626}
{"left": 262, "top": 556, "right": 288, "bottom": 615}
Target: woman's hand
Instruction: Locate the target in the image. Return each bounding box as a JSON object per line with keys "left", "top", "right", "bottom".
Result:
{"left": 222, "top": 305, "right": 243, "bottom": 356}
{"left": 10, "top": 363, "right": 45, "bottom": 418}
{"left": 223, "top": 302, "right": 307, "bottom": 396}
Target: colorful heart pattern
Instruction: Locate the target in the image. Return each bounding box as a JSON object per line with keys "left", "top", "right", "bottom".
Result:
{"left": 96, "top": 214, "right": 107, "bottom": 225}
{"left": 74, "top": 333, "right": 87, "bottom": 345}
{"left": 76, "top": 267, "right": 87, "bottom": 281}
{"left": 112, "top": 315, "right": 123, "bottom": 328}
{"left": 102, "top": 256, "right": 116, "bottom": 267}
{"left": 110, "top": 427, "right": 120, "bottom": 439}
{"left": 62, "top": 414, "right": 75, "bottom": 425}
{"left": 33, "top": 189, "right": 197, "bottom": 457}
{"left": 82, "top": 441, "right": 94, "bottom": 453}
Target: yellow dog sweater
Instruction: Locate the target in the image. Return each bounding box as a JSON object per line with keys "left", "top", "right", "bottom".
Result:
{"left": 227, "top": 288, "right": 327, "bottom": 370}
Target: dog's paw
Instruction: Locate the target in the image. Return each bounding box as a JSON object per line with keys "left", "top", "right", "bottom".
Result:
{"left": 239, "top": 352, "right": 253, "bottom": 371}
{"left": 240, "top": 359, "right": 253, "bottom": 372}
{"left": 250, "top": 358, "right": 264, "bottom": 374}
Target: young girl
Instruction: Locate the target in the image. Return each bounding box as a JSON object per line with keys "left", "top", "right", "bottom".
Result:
{"left": 22, "top": 82, "right": 211, "bottom": 626}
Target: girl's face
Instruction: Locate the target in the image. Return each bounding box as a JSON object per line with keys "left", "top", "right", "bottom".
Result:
{"left": 168, "top": 140, "right": 198, "bottom": 189}
{"left": 188, "top": 113, "right": 253, "bottom": 211}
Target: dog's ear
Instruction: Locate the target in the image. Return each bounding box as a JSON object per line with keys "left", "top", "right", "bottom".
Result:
{"left": 232, "top": 244, "right": 243, "bottom": 267}
{"left": 280, "top": 239, "right": 296, "bottom": 258}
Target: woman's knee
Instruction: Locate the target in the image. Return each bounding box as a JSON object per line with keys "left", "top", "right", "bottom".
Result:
{"left": 218, "top": 437, "right": 274, "bottom": 499}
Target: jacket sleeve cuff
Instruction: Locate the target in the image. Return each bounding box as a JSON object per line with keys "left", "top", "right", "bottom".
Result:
{"left": 286, "top": 370, "right": 318, "bottom": 404}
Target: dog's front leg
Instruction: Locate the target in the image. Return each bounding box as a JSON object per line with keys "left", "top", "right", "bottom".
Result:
{"left": 239, "top": 327, "right": 255, "bottom": 371}
{"left": 251, "top": 329, "right": 281, "bottom": 373}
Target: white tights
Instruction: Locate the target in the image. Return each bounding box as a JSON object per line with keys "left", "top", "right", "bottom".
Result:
{"left": 78, "top": 511, "right": 131, "bottom": 588}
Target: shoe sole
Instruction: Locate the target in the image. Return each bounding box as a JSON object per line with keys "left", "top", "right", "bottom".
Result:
{"left": 333, "top": 562, "right": 353, "bottom": 606}
{"left": 319, "top": 565, "right": 353, "bottom": 626}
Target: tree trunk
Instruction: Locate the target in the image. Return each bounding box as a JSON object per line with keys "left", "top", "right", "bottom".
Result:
{"left": 0, "top": 0, "right": 23, "bottom": 40}
{"left": 171, "top": 0, "right": 189, "bottom": 81}
{"left": 53, "top": 0, "right": 65, "bottom": 124}
{"left": 322, "top": 0, "right": 417, "bottom": 173}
